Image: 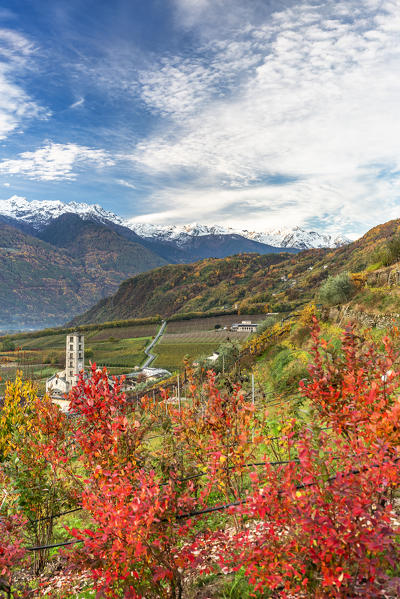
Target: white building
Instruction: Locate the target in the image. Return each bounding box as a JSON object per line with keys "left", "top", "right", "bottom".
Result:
{"left": 230, "top": 321, "right": 258, "bottom": 333}
{"left": 46, "top": 332, "right": 85, "bottom": 395}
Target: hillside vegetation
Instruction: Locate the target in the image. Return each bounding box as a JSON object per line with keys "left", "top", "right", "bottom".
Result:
{"left": 0, "top": 216, "right": 165, "bottom": 329}
{"left": 72, "top": 217, "right": 400, "bottom": 325}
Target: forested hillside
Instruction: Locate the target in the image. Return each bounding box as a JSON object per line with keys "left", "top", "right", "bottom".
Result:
{"left": 72, "top": 217, "right": 400, "bottom": 325}
{"left": 0, "top": 218, "right": 166, "bottom": 329}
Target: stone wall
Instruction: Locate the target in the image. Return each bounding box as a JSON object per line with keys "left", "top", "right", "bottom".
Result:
{"left": 326, "top": 305, "right": 400, "bottom": 329}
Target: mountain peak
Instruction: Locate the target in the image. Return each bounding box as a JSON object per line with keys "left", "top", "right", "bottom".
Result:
{"left": 0, "top": 196, "right": 123, "bottom": 229}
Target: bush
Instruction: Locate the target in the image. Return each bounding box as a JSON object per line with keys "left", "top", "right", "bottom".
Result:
{"left": 318, "top": 272, "right": 355, "bottom": 306}
{"left": 370, "top": 234, "right": 400, "bottom": 267}
{"left": 255, "top": 315, "right": 279, "bottom": 336}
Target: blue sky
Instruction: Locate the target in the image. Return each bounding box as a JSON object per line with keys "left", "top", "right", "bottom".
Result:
{"left": 0, "top": 0, "right": 399, "bottom": 238}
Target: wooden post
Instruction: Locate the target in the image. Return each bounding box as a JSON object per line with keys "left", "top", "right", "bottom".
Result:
{"left": 177, "top": 374, "right": 181, "bottom": 415}
{"left": 251, "top": 373, "right": 255, "bottom": 442}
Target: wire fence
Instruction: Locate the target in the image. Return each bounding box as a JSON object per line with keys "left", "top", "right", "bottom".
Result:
{"left": 26, "top": 453, "right": 398, "bottom": 552}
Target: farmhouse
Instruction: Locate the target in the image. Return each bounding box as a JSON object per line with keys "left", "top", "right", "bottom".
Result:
{"left": 230, "top": 320, "right": 258, "bottom": 333}
{"left": 46, "top": 332, "right": 85, "bottom": 394}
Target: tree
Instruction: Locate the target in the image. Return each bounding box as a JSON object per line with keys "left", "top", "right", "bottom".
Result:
{"left": 318, "top": 272, "right": 355, "bottom": 306}
{"left": 1, "top": 339, "right": 15, "bottom": 352}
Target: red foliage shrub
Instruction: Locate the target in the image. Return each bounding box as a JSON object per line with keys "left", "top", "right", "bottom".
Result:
{"left": 301, "top": 317, "right": 400, "bottom": 450}
{"left": 0, "top": 514, "right": 27, "bottom": 596}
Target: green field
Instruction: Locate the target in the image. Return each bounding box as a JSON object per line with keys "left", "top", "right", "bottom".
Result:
{"left": 88, "top": 337, "right": 150, "bottom": 368}
{"left": 154, "top": 342, "right": 221, "bottom": 371}
{"left": 160, "top": 330, "right": 247, "bottom": 343}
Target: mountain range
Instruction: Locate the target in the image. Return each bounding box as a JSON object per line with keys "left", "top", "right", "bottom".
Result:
{"left": 0, "top": 197, "right": 350, "bottom": 329}
{"left": 1, "top": 196, "right": 348, "bottom": 250}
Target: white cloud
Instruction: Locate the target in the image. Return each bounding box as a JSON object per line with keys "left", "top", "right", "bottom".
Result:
{"left": 69, "top": 97, "right": 85, "bottom": 109}
{"left": 0, "top": 28, "right": 47, "bottom": 139}
{"left": 0, "top": 142, "right": 114, "bottom": 181}
{"left": 116, "top": 178, "right": 136, "bottom": 189}
{"left": 130, "top": 0, "right": 400, "bottom": 237}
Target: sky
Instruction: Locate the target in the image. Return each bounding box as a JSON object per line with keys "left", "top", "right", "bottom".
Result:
{"left": 0, "top": 0, "right": 399, "bottom": 238}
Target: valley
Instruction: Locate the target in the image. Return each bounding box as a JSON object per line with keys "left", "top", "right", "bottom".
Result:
{"left": 3, "top": 212, "right": 400, "bottom": 597}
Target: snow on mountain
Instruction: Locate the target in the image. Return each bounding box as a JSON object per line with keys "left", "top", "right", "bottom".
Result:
{"left": 128, "top": 222, "right": 349, "bottom": 250}
{"left": 130, "top": 223, "right": 228, "bottom": 246}
{"left": 239, "top": 226, "right": 348, "bottom": 250}
{"left": 0, "top": 196, "right": 123, "bottom": 229}
{"left": 0, "top": 197, "right": 349, "bottom": 249}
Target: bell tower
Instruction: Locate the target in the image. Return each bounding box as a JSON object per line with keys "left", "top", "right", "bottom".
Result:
{"left": 65, "top": 332, "right": 84, "bottom": 389}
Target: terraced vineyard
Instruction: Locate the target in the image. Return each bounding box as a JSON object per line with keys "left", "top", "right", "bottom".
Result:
{"left": 153, "top": 343, "right": 221, "bottom": 371}
{"left": 165, "top": 314, "right": 266, "bottom": 333}
{"left": 153, "top": 314, "right": 265, "bottom": 370}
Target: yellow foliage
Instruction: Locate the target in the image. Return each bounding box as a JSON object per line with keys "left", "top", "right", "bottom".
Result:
{"left": 298, "top": 302, "right": 316, "bottom": 326}
{"left": 350, "top": 272, "right": 367, "bottom": 288}
{"left": 0, "top": 373, "right": 36, "bottom": 460}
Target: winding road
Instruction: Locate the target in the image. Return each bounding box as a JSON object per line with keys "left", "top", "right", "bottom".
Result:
{"left": 141, "top": 320, "right": 167, "bottom": 368}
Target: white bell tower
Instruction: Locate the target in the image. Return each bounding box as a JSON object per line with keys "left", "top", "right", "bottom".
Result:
{"left": 65, "top": 332, "right": 84, "bottom": 389}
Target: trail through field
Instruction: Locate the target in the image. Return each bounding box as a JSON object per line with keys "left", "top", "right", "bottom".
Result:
{"left": 142, "top": 320, "right": 167, "bottom": 368}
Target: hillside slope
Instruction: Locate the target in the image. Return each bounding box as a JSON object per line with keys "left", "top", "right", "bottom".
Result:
{"left": 71, "top": 251, "right": 321, "bottom": 324}
{"left": 72, "top": 217, "right": 400, "bottom": 326}
{"left": 0, "top": 218, "right": 166, "bottom": 330}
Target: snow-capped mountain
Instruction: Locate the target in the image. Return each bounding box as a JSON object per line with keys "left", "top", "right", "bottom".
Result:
{"left": 0, "top": 197, "right": 349, "bottom": 249}
{"left": 130, "top": 223, "right": 228, "bottom": 246}
{"left": 0, "top": 196, "right": 124, "bottom": 229}
{"left": 128, "top": 222, "right": 348, "bottom": 250}
{"left": 238, "top": 227, "right": 348, "bottom": 250}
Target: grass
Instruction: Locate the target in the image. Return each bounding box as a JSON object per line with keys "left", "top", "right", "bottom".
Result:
{"left": 90, "top": 337, "right": 151, "bottom": 368}
{"left": 87, "top": 324, "right": 157, "bottom": 341}
{"left": 154, "top": 342, "right": 222, "bottom": 371}
{"left": 161, "top": 330, "right": 246, "bottom": 343}
{"left": 15, "top": 333, "right": 67, "bottom": 350}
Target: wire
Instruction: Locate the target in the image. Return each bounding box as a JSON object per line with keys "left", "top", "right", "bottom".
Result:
{"left": 27, "top": 456, "right": 398, "bottom": 552}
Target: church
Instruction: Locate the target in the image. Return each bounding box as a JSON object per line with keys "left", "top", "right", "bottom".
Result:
{"left": 46, "top": 332, "right": 85, "bottom": 394}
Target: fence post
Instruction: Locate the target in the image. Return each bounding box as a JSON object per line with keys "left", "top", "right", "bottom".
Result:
{"left": 177, "top": 374, "right": 181, "bottom": 415}
{"left": 251, "top": 373, "right": 255, "bottom": 442}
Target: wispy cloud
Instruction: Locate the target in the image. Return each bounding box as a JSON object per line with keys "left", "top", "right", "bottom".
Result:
{"left": 0, "top": 28, "right": 47, "bottom": 139}
{"left": 69, "top": 97, "right": 85, "bottom": 109}
{"left": 128, "top": 0, "right": 400, "bottom": 236}
{"left": 0, "top": 142, "right": 114, "bottom": 181}
{"left": 116, "top": 178, "right": 136, "bottom": 189}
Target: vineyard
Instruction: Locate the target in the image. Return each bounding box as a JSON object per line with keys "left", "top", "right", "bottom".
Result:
{"left": 0, "top": 314, "right": 267, "bottom": 392}
{"left": 1, "top": 317, "right": 400, "bottom": 597}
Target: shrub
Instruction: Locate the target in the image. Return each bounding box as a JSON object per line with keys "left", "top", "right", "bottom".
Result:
{"left": 318, "top": 272, "right": 355, "bottom": 306}
{"left": 370, "top": 234, "right": 400, "bottom": 267}
{"left": 256, "top": 315, "right": 279, "bottom": 336}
